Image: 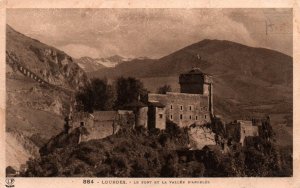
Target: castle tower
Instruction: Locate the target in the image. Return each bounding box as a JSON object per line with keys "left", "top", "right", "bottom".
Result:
{"left": 179, "top": 68, "right": 214, "bottom": 115}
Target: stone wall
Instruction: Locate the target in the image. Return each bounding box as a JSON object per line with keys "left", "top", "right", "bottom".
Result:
{"left": 153, "top": 107, "right": 166, "bottom": 130}
{"left": 70, "top": 110, "right": 134, "bottom": 142}
{"left": 225, "top": 120, "right": 260, "bottom": 146}
{"left": 148, "top": 92, "right": 210, "bottom": 128}
{"left": 6, "top": 51, "right": 74, "bottom": 95}
{"left": 136, "top": 107, "right": 148, "bottom": 128}
{"left": 7, "top": 52, "right": 49, "bottom": 85}
{"left": 239, "top": 121, "right": 259, "bottom": 146}
{"left": 70, "top": 112, "right": 94, "bottom": 131}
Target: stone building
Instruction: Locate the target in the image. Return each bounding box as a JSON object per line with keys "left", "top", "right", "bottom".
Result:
{"left": 238, "top": 120, "right": 259, "bottom": 145}
{"left": 66, "top": 68, "right": 215, "bottom": 142}
{"left": 120, "top": 101, "right": 149, "bottom": 128}
{"left": 148, "top": 101, "right": 166, "bottom": 130}
{"left": 226, "top": 120, "right": 260, "bottom": 146}
{"left": 147, "top": 68, "right": 213, "bottom": 129}
{"left": 67, "top": 110, "right": 134, "bottom": 142}
{"left": 179, "top": 68, "right": 213, "bottom": 114}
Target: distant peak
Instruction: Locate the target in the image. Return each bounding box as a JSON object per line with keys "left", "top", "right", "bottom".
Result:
{"left": 79, "top": 56, "right": 94, "bottom": 60}
{"left": 109, "top": 55, "right": 123, "bottom": 59}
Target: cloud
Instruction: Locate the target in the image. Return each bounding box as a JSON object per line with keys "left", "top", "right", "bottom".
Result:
{"left": 7, "top": 9, "right": 292, "bottom": 58}
{"left": 58, "top": 44, "right": 99, "bottom": 58}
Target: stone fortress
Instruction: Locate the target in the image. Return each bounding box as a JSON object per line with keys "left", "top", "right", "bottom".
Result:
{"left": 67, "top": 68, "right": 261, "bottom": 148}
{"left": 147, "top": 68, "right": 213, "bottom": 129}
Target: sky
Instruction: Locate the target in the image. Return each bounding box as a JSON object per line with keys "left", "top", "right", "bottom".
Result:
{"left": 6, "top": 8, "right": 292, "bottom": 59}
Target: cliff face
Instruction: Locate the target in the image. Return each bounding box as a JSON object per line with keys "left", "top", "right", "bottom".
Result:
{"left": 5, "top": 25, "right": 90, "bottom": 171}
{"left": 6, "top": 25, "right": 89, "bottom": 90}
{"left": 188, "top": 125, "right": 216, "bottom": 149}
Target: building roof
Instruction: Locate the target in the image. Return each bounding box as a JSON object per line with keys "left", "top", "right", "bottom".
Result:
{"left": 180, "top": 67, "right": 212, "bottom": 77}
{"left": 127, "top": 101, "right": 148, "bottom": 107}
{"left": 148, "top": 101, "right": 165, "bottom": 108}
{"left": 186, "top": 67, "right": 204, "bottom": 74}
{"left": 93, "top": 111, "right": 117, "bottom": 121}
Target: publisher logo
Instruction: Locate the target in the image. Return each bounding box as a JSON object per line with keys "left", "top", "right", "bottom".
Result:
{"left": 5, "top": 178, "right": 15, "bottom": 188}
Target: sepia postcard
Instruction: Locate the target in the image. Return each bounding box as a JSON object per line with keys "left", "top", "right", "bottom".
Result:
{"left": 0, "top": 0, "right": 300, "bottom": 187}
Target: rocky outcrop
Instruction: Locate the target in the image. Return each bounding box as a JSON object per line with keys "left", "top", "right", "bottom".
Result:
{"left": 6, "top": 25, "right": 89, "bottom": 91}
{"left": 6, "top": 130, "right": 40, "bottom": 170}
{"left": 188, "top": 124, "right": 216, "bottom": 149}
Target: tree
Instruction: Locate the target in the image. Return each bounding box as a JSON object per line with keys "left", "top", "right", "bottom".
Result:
{"left": 6, "top": 166, "right": 16, "bottom": 175}
{"left": 157, "top": 84, "right": 172, "bottom": 94}
{"left": 261, "top": 115, "right": 275, "bottom": 142}
{"left": 114, "top": 77, "right": 147, "bottom": 108}
{"left": 75, "top": 78, "right": 115, "bottom": 113}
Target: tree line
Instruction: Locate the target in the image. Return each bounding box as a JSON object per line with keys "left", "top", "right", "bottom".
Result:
{"left": 75, "top": 77, "right": 172, "bottom": 113}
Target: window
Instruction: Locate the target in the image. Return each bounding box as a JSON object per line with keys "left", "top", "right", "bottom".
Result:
{"left": 195, "top": 116, "right": 198, "bottom": 120}
{"left": 204, "top": 115, "right": 207, "bottom": 119}
{"left": 80, "top": 122, "right": 85, "bottom": 127}
{"left": 189, "top": 115, "right": 192, "bottom": 120}
{"left": 170, "top": 115, "right": 173, "bottom": 120}
{"left": 180, "top": 114, "right": 183, "bottom": 120}
{"left": 180, "top": 105, "right": 183, "bottom": 111}
{"left": 159, "top": 114, "right": 163, "bottom": 118}
{"left": 170, "top": 105, "right": 173, "bottom": 109}
{"left": 189, "top": 105, "right": 193, "bottom": 111}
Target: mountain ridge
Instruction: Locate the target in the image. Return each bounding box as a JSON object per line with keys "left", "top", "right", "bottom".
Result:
{"left": 90, "top": 39, "right": 292, "bottom": 82}
{"left": 6, "top": 24, "right": 89, "bottom": 90}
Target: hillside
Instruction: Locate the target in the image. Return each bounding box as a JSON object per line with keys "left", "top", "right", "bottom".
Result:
{"left": 6, "top": 25, "right": 89, "bottom": 170}
{"left": 91, "top": 39, "right": 293, "bottom": 146}
{"left": 6, "top": 25, "right": 89, "bottom": 90}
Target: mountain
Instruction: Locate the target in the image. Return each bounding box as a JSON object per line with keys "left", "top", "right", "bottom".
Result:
{"left": 75, "top": 55, "right": 135, "bottom": 72}
{"left": 6, "top": 25, "right": 89, "bottom": 90}
{"left": 91, "top": 39, "right": 293, "bottom": 146}
{"left": 91, "top": 39, "right": 292, "bottom": 83}
{"left": 99, "top": 55, "right": 125, "bottom": 62}
{"left": 75, "top": 56, "right": 106, "bottom": 72}
{"left": 95, "top": 55, "right": 132, "bottom": 68}
{"left": 6, "top": 25, "right": 90, "bottom": 169}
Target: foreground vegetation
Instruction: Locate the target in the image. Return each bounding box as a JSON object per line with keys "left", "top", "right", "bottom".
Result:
{"left": 22, "top": 120, "right": 292, "bottom": 177}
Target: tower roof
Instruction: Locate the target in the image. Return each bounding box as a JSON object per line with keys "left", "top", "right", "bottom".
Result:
{"left": 184, "top": 67, "right": 204, "bottom": 75}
